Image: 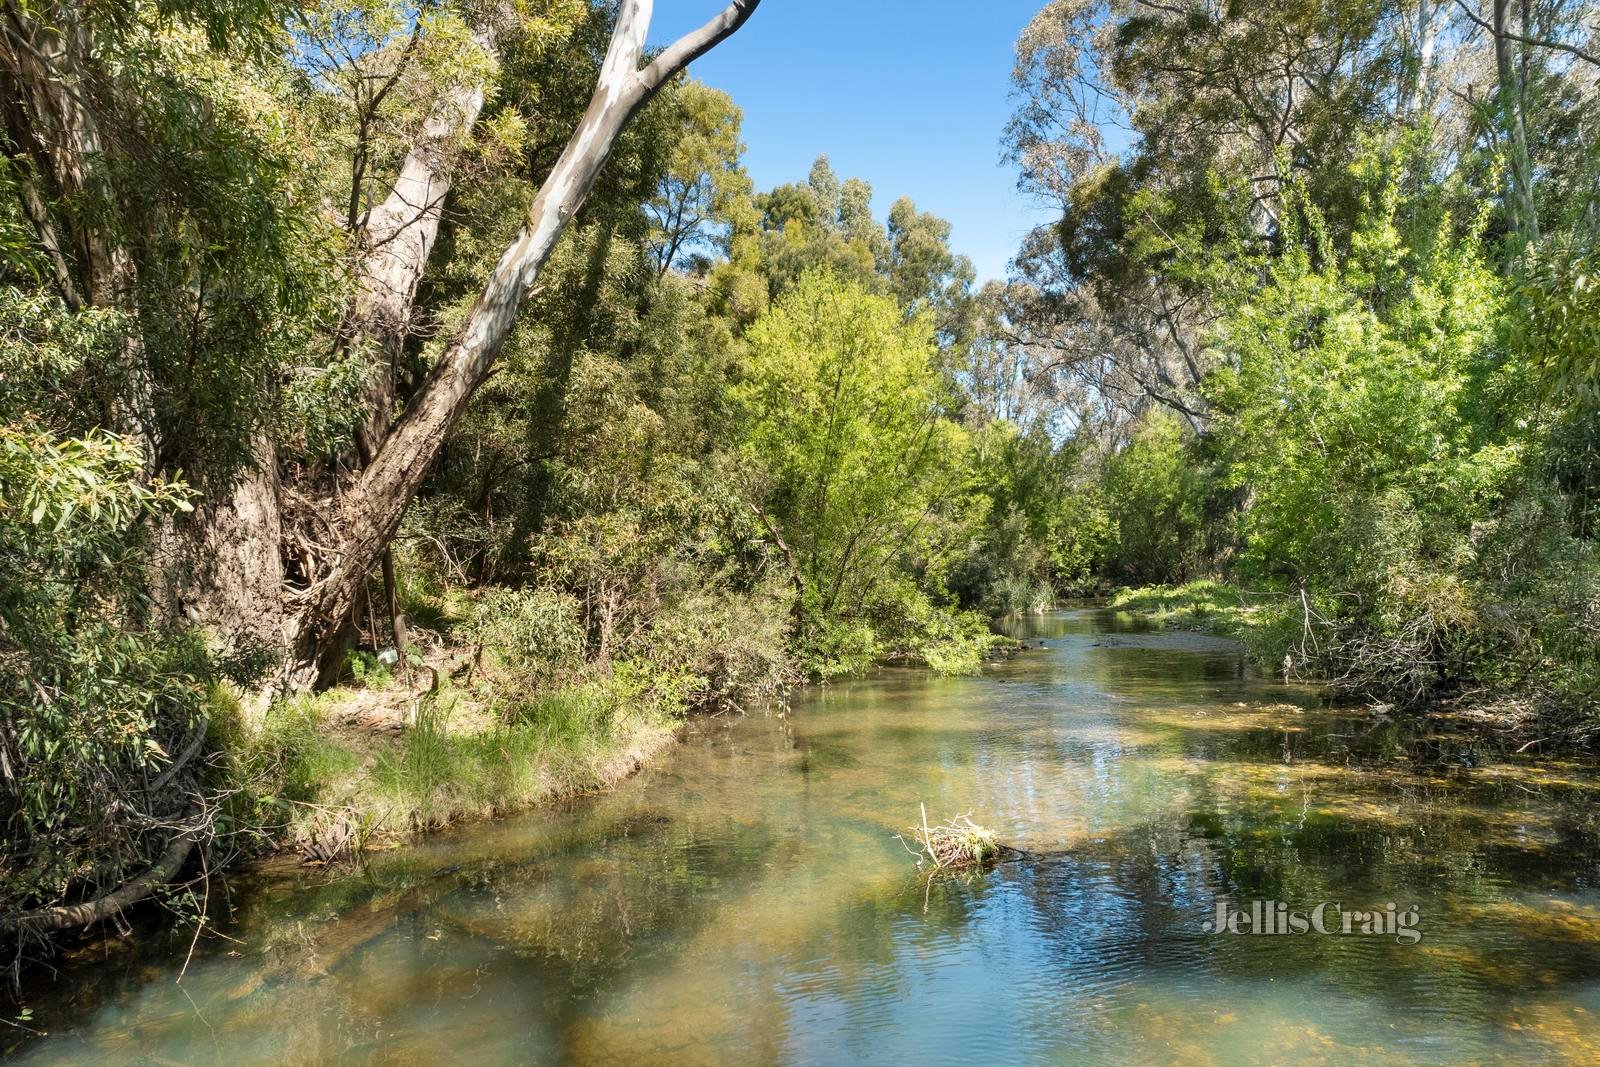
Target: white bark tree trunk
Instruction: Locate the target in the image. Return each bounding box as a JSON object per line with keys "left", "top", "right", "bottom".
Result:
{"left": 1493, "top": 0, "right": 1540, "bottom": 242}
{"left": 168, "top": 26, "right": 503, "bottom": 688}
{"left": 1, "top": 0, "right": 765, "bottom": 689}
{"left": 350, "top": 26, "right": 499, "bottom": 455}
{"left": 1402, "top": 0, "right": 1439, "bottom": 118}
{"left": 286, "top": 0, "right": 763, "bottom": 680}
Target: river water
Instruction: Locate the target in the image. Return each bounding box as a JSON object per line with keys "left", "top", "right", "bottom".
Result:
{"left": 15, "top": 608, "right": 1600, "bottom": 1064}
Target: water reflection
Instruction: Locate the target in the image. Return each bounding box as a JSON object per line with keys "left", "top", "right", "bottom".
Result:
{"left": 15, "top": 609, "right": 1600, "bottom": 1064}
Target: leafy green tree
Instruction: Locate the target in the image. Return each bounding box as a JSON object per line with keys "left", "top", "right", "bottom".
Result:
{"left": 996, "top": 0, "right": 1600, "bottom": 717}
{"left": 737, "top": 271, "right": 977, "bottom": 674}
{"left": 887, "top": 197, "right": 979, "bottom": 350}
{"left": 0, "top": 421, "right": 213, "bottom": 935}
{"left": 1099, "top": 409, "right": 1209, "bottom": 586}
{"left": 953, "top": 422, "right": 1109, "bottom": 613}
{"left": 1519, "top": 235, "right": 1600, "bottom": 402}
{"left": 646, "top": 80, "right": 756, "bottom": 275}
{"left": 1201, "top": 147, "right": 1544, "bottom": 704}
{"left": 0, "top": 0, "right": 767, "bottom": 942}
{"left": 1206, "top": 153, "right": 1509, "bottom": 588}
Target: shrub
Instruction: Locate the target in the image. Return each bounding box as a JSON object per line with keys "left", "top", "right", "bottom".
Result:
{"left": 0, "top": 425, "right": 219, "bottom": 922}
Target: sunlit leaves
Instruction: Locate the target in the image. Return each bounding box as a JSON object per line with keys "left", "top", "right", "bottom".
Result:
{"left": 1205, "top": 143, "right": 1512, "bottom": 594}
{"left": 0, "top": 422, "right": 206, "bottom": 909}
{"left": 646, "top": 80, "right": 755, "bottom": 273}
{"left": 737, "top": 271, "right": 973, "bottom": 655}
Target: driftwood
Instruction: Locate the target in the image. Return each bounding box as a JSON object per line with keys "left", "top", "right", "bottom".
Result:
{"left": 900, "top": 804, "right": 1001, "bottom": 870}
{"left": 895, "top": 804, "right": 1046, "bottom": 877}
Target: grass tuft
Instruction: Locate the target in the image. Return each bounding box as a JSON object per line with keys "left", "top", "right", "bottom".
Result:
{"left": 1108, "top": 580, "right": 1258, "bottom": 636}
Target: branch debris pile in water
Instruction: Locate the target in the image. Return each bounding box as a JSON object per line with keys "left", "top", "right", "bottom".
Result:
{"left": 899, "top": 803, "right": 999, "bottom": 870}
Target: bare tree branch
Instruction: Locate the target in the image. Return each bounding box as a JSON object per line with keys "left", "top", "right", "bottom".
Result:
{"left": 1453, "top": 0, "right": 1600, "bottom": 67}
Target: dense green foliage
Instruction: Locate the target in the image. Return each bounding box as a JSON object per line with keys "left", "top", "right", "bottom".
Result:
{"left": 3, "top": 0, "right": 1599, "bottom": 960}
{"left": 0, "top": 426, "right": 208, "bottom": 922}
{"left": 999, "top": 0, "right": 1600, "bottom": 719}
{"left": 0, "top": 0, "right": 332, "bottom": 935}
{"left": 736, "top": 272, "right": 993, "bottom": 676}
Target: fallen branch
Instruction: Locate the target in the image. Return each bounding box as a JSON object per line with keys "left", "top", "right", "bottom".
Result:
{"left": 148, "top": 715, "right": 209, "bottom": 795}
{"left": 5, "top": 827, "right": 199, "bottom": 935}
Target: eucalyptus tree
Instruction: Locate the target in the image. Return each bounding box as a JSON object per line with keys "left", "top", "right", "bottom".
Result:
{"left": 280, "top": 0, "right": 763, "bottom": 686}
{"left": 0, "top": 0, "right": 763, "bottom": 936}
{"left": 646, "top": 79, "right": 754, "bottom": 274}
{"left": 998, "top": 0, "right": 1600, "bottom": 717}
{"left": 1445, "top": 0, "right": 1599, "bottom": 244}
{"left": 0, "top": 0, "right": 342, "bottom": 939}
{"left": 999, "top": 0, "right": 1597, "bottom": 400}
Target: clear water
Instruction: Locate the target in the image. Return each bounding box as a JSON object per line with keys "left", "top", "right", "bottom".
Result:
{"left": 15, "top": 609, "right": 1600, "bottom": 1064}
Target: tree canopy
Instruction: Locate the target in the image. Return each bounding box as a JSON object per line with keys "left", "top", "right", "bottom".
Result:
{"left": 1, "top": 0, "right": 1598, "bottom": 956}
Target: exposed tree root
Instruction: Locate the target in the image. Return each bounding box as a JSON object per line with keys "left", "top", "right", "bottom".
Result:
{"left": 4, "top": 828, "right": 199, "bottom": 935}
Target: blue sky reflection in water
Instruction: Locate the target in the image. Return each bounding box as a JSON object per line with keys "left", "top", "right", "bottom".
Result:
{"left": 17, "top": 609, "right": 1600, "bottom": 1063}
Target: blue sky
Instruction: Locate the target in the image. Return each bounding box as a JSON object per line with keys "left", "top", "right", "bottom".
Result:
{"left": 650, "top": 1, "right": 1056, "bottom": 281}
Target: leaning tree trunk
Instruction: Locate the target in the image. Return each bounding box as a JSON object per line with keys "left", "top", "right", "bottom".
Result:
{"left": 283, "top": 0, "right": 763, "bottom": 685}
{"left": 168, "top": 24, "right": 503, "bottom": 691}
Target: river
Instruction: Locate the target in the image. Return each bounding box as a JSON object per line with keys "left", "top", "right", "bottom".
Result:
{"left": 14, "top": 608, "right": 1600, "bottom": 1063}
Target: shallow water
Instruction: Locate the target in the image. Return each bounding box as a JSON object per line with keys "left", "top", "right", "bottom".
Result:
{"left": 16, "top": 608, "right": 1600, "bottom": 1064}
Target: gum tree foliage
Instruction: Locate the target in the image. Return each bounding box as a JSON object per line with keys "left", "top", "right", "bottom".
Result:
{"left": 0, "top": 0, "right": 763, "bottom": 938}
{"left": 1098, "top": 408, "right": 1210, "bottom": 585}
{"left": 1202, "top": 142, "right": 1595, "bottom": 708}
{"left": 708, "top": 154, "right": 981, "bottom": 343}
{"left": 999, "top": 0, "right": 1600, "bottom": 438}
{"left": 0, "top": 0, "right": 341, "bottom": 942}
{"left": 645, "top": 80, "right": 755, "bottom": 275}
{"left": 0, "top": 423, "right": 207, "bottom": 947}
{"left": 951, "top": 421, "right": 1111, "bottom": 613}
{"left": 997, "top": 0, "right": 1599, "bottom": 713}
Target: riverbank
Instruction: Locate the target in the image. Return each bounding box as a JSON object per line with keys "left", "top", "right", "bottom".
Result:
{"left": 231, "top": 670, "right": 684, "bottom": 864}
{"left": 234, "top": 572, "right": 1028, "bottom": 865}
{"left": 1110, "top": 580, "right": 1598, "bottom": 746}
{"left": 20, "top": 606, "right": 1600, "bottom": 1064}
{"left": 7, "top": 575, "right": 1028, "bottom": 985}
{"left": 1107, "top": 581, "right": 1261, "bottom": 639}
{"left": 241, "top": 633, "right": 1022, "bottom": 864}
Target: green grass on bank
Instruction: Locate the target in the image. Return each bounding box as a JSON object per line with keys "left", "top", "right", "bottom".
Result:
{"left": 221, "top": 673, "right": 679, "bottom": 858}
{"left": 222, "top": 581, "right": 1257, "bottom": 860}
{"left": 1108, "top": 581, "right": 1322, "bottom": 676}
{"left": 1108, "top": 580, "right": 1260, "bottom": 638}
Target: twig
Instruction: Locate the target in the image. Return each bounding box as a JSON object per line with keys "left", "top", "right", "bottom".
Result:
{"left": 919, "top": 802, "right": 942, "bottom": 869}
{"left": 176, "top": 847, "right": 211, "bottom": 984}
